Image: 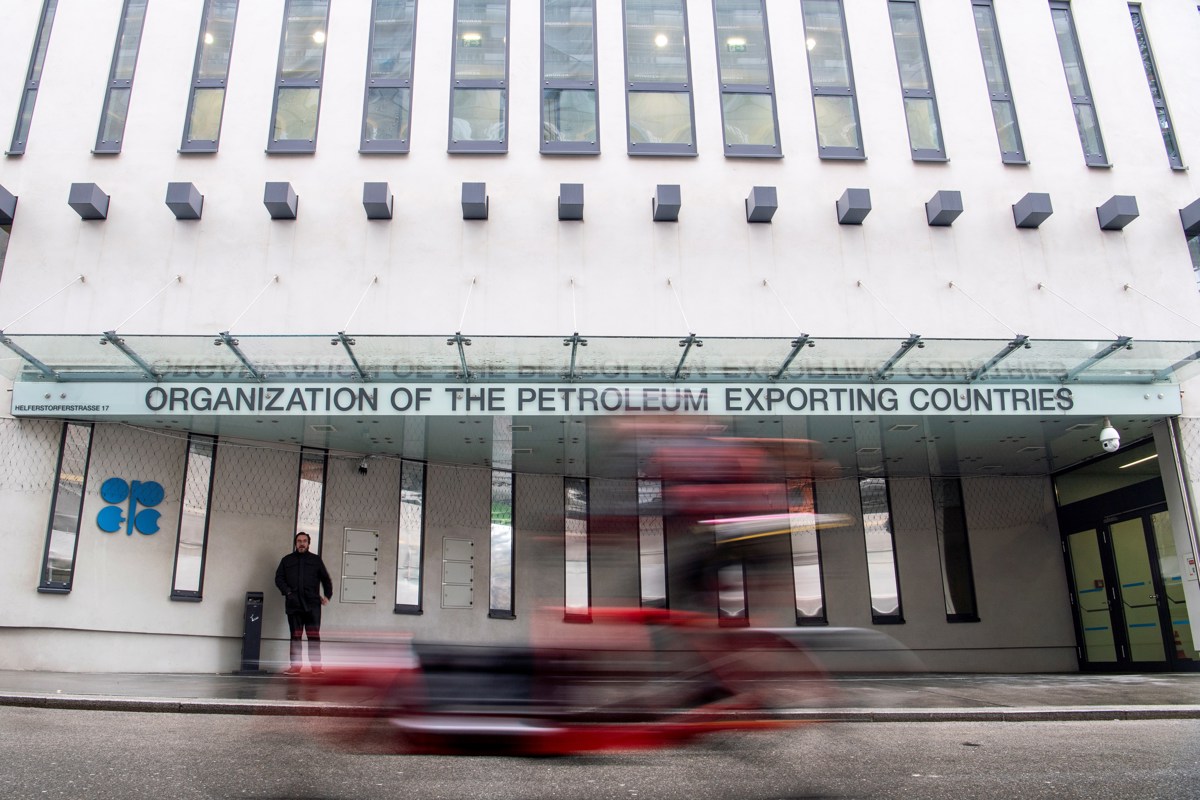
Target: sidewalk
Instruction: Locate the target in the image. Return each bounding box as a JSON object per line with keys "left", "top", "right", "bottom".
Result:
{"left": 2, "top": 669, "right": 1199, "bottom": 722}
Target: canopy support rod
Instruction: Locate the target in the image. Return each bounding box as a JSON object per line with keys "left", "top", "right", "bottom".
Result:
{"left": 762, "top": 279, "right": 803, "bottom": 332}
{"left": 1037, "top": 282, "right": 1123, "bottom": 338}
{"left": 101, "top": 331, "right": 161, "bottom": 380}
{"left": 673, "top": 333, "right": 702, "bottom": 380}
{"left": 458, "top": 277, "right": 477, "bottom": 332}
{"left": 856, "top": 280, "right": 912, "bottom": 335}
{"left": 216, "top": 331, "right": 263, "bottom": 381}
{"left": 343, "top": 276, "right": 378, "bottom": 331}
{"left": 1123, "top": 283, "right": 1200, "bottom": 331}
{"left": 666, "top": 278, "right": 693, "bottom": 333}
{"left": 448, "top": 332, "right": 471, "bottom": 381}
{"left": 112, "top": 275, "right": 181, "bottom": 332}
{"left": 0, "top": 334, "right": 59, "bottom": 380}
{"left": 2, "top": 275, "right": 85, "bottom": 332}
{"left": 773, "top": 333, "right": 813, "bottom": 380}
{"left": 969, "top": 335, "right": 1030, "bottom": 382}
{"left": 228, "top": 275, "right": 279, "bottom": 331}
{"left": 873, "top": 334, "right": 924, "bottom": 381}
{"left": 335, "top": 331, "right": 370, "bottom": 382}
{"left": 563, "top": 332, "right": 587, "bottom": 381}
{"left": 948, "top": 281, "right": 1020, "bottom": 337}
{"left": 1063, "top": 336, "right": 1134, "bottom": 382}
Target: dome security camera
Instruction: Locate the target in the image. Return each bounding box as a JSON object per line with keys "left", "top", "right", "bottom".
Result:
{"left": 1099, "top": 419, "right": 1120, "bottom": 453}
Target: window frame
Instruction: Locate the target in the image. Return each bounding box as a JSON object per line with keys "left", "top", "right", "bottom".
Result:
{"left": 789, "top": 478, "right": 828, "bottom": 626}
{"left": 799, "top": 0, "right": 865, "bottom": 160}
{"left": 711, "top": 0, "right": 782, "bottom": 158}
{"left": 541, "top": 0, "right": 600, "bottom": 155}
{"left": 1049, "top": 0, "right": 1108, "bottom": 167}
{"left": 93, "top": 0, "right": 149, "bottom": 155}
{"left": 7, "top": 0, "right": 59, "bottom": 156}
{"left": 266, "top": 0, "right": 331, "bottom": 155}
{"left": 293, "top": 447, "right": 328, "bottom": 554}
{"left": 38, "top": 422, "right": 95, "bottom": 594}
{"left": 448, "top": 0, "right": 510, "bottom": 154}
{"left": 859, "top": 477, "right": 904, "bottom": 625}
{"left": 931, "top": 478, "right": 979, "bottom": 623}
{"left": 488, "top": 468, "right": 516, "bottom": 619}
{"left": 361, "top": 0, "right": 418, "bottom": 154}
{"left": 394, "top": 460, "right": 427, "bottom": 614}
{"left": 1128, "top": 4, "right": 1184, "bottom": 170}
{"left": 180, "top": 0, "right": 239, "bottom": 154}
{"left": 970, "top": 0, "right": 1026, "bottom": 164}
{"left": 169, "top": 434, "right": 218, "bottom": 601}
{"left": 622, "top": 0, "right": 698, "bottom": 157}
{"left": 886, "top": 0, "right": 945, "bottom": 161}
{"left": 637, "top": 479, "right": 667, "bottom": 609}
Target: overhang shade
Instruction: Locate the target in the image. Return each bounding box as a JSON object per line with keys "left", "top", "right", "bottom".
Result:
{"left": 1, "top": 334, "right": 1199, "bottom": 385}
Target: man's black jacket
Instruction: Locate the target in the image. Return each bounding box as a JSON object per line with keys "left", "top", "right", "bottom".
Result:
{"left": 274, "top": 550, "right": 333, "bottom": 614}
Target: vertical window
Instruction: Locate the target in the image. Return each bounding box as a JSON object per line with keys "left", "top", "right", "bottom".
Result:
{"left": 1129, "top": 5, "right": 1183, "bottom": 169}
{"left": 623, "top": 0, "right": 697, "bottom": 156}
{"left": 362, "top": 0, "right": 417, "bottom": 153}
{"left": 489, "top": 469, "right": 515, "bottom": 618}
{"left": 180, "top": 0, "right": 239, "bottom": 153}
{"left": 449, "top": 0, "right": 509, "bottom": 153}
{"left": 171, "top": 435, "right": 216, "bottom": 600}
{"left": 712, "top": 0, "right": 780, "bottom": 157}
{"left": 789, "top": 479, "right": 827, "bottom": 625}
{"left": 860, "top": 478, "right": 902, "bottom": 624}
{"left": 268, "top": 0, "right": 330, "bottom": 153}
{"left": 887, "top": 0, "right": 944, "bottom": 160}
{"left": 542, "top": 0, "right": 599, "bottom": 154}
{"left": 395, "top": 460, "right": 426, "bottom": 613}
{"left": 294, "top": 448, "right": 327, "bottom": 553}
{"left": 564, "top": 477, "right": 591, "bottom": 620}
{"left": 638, "top": 479, "right": 667, "bottom": 608}
{"left": 800, "top": 0, "right": 863, "bottom": 159}
{"left": 1049, "top": 1, "right": 1107, "bottom": 166}
{"left": 717, "top": 561, "right": 749, "bottom": 626}
{"left": 970, "top": 0, "right": 1025, "bottom": 164}
{"left": 7, "top": 0, "right": 58, "bottom": 156}
{"left": 94, "top": 0, "right": 148, "bottom": 154}
{"left": 38, "top": 423, "right": 94, "bottom": 593}
{"left": 931, "top": 478, "right": 978, "bottom": 622}
{"left": 1188, "top": 235, "right": 1200, "bottom": 288}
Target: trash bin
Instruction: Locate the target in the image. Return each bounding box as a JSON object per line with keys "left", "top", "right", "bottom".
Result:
{"left": 239, "top": 591, "right": 265, "bottom": 674}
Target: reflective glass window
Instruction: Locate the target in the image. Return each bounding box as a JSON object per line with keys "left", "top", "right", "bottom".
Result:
{"left": 362, "top": 0, "right": 417, "bottom": 153}
{"left": 268, "top": 0, "right": 330, "bottom": 153}
{"left": 8, "top": 0, "right": 58, "bottom": 155}
{"left": 860, "top": 478, "right": 903, "bottom": 623}
{"left": 638, "top": 480, "right": 667, "bottom": 608}
{"left": 181, "top": 0, "right": 239, "bottom": 152}
{"left": 171, "top": 435, "right": 216, "bottom": 599}
{"left": 1129, "top": 5, "right": 1182, "bottom": 169}
{"left": 971, "top": 0, "right": 1025, "bottom": 163}
{"left": 887, "top": 1, "right": 944, "bottom": 160}
{"left": 294, "top": 448, "right": 327, "bottom": 554}
{"left": 624, "top": 0, "right": 696, "bottom": 156}
{"left": 564, "top": 478, "right": 591, "bottom": 619}
{"left": 450, "top": 0, "right": 509, "bottom": 152}
{"left": 789, "top": 479, "right": 827, "bottom": 624}
{"left": 713, "top": 0, "right": 780, "bottom": 157}
{"left": 95, "top": 0, "right": 148, "bottom": 154}
{"left": 38, "top": 423, "right": 94, "bottom": 593}
{"left": 800, "top": 0, "right": 863, "bottom": 159}
{"left": 395, "top": 460, "right": 426, "bottom": 612}
{"left": 932, "top": 479, "right": 978, "bottom": 622}
{"left": 489, "top": 469, "right": 515, "bottom": 617}
{"left": 542, "top": 0, "right": 598, "bottom": 153}
{"left": 1050, "top": 1, "right": 1107, "bottom": 166}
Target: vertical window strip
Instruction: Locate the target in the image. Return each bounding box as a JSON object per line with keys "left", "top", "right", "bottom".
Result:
{"left": 94, "top": 0, "right": 148, "bottom": 154}
{"left": 38, "top": 423, "right": 94, "bottom": 593}
{"left": 712, "top": 0, "right": 780, "bottom": 157}
{"left": 449, "top": 0, "right": 509, "bottom": 153}
{"left": 931, "top": 478, "right": 979, "bottom": 622}
{"left": 1188, "top": 235, "right": 1200, "bottom": 288}
{"left": 268, "top": 0, "right": 330, "bottom": 153}
{"left": 362, "top": 0, "right": 418, "bottom": 153}
{"left": 395, "top": 460, "right": 426, "bottom": 613}
{"left": 541, "top": 0, "right": 599, "bottom": 154}
{"left": 970, "top": 0, "right": 1025, "bottom": 163}
{"left": 7, "top": 0, "right": 58, "bottom": 155}
{"left": 637, "top": 479, "right": 667, "bottom": 608}
{"left": 789, "top": 478, "right": 827, "bottom": 625}
{"left": 294, "top": 448, "right": 327, "bottom": 554}
{"left": 1049, "top": 1, "right": 1107, "bottom": 166}
{"left": 1128, "top": 5, "right": 1183, "bottom": 169}
{"left": 886, "top": 0, "right": 944, "bottom": 160}
{"left": 860, "top": 477, "right": 903, "bottom": 623}
{"left": 623, "top": 0, "right": 697, "bottom": 156}
{"left": 489, "top": 469, "right": 515, "bottom": 618}
{"left": 564, "top": 477, "right": 591, "bottom": 619}
{"left": 717, "top": 561, "right": 749, "bottom": 626}
{"left": 181, "top": 0, "right": 239, "bottom": 152}
{"left": 799, "top": 0, "right": 864, "bottom": 159}
{"left": 170, "top": 435, "right": 217, "bottom": 600}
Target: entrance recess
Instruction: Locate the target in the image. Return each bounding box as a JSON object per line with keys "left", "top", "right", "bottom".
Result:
{"left": 1065, "top": 507, "right": 1198, "bottom": 670}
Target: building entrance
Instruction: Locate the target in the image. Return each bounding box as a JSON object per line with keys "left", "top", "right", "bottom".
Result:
{"left": 1065, "top": 506, "right": 1198, "bottom": 671}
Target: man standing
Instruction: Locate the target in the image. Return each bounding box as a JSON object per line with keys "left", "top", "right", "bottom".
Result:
{"left": 274, "top": 532, "right": 333, "bottom": 676}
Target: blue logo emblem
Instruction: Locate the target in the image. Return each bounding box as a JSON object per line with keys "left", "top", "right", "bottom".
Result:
{"left": 97, "top": 478, "right": 164, "bottom": 536}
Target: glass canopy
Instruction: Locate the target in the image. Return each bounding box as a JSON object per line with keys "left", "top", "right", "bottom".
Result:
{"left": 2, "top": 332, "right": 1199, "bottom": 385}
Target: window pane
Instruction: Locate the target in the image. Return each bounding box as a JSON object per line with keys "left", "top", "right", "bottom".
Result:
{"left": 280, "top": 0, "right": 329, "bottom": 80}
{"left": 972, "top": 5, "right": 1006, "bottom": 96}
{"left": 543, "top": 88, "right": 596, "bottom": 143}
{"left": 451, "top": 88, "right": 505, "bottom": 141}
{"left": 274, "top": 86, "right": 320, "bottom": 141}
{"left": 903, "top": 96, "right": 940, "bottom": 151}
{"left": 112, "top": 0, "right": 148, "bottom": 81}
{"left": 99, "top": 87, "right": 131, "bottom": 145}
{"left": 455, "top": 0, "right": 508, "bottom": 81}
{"left": 489, "top": 470, "right": 514, "bottom": 615}
{"left": 370, "top": 0, "right": 417, "bottom": 80}
{"left": 718, "top": 562, "right": 747, "bottom": 622}
{"left": 628, "top": 91, "right": 693, "bottom": 144}
{"left": 888, "top": 2, "right": 930, "bottom": 92}
{"left": 544, "top": 0, "right": 595, "bottom": 81}
{"left": 31, "top": 1, "right": 59, "bottom": 80}
{"left": 625, "top": 0, "right": 688, "bottom": 84}
{"left": 12, "top": 90, "right": 37, "bottom": 148}
{"left": 802, "top": 0, "right": 850, "bottom": 88}
{"left": 186, "top": 87, "right": 225, "bottom": 142}
{"left": 395, "top": 460, "right": 425, "bottom": 609}
{"left": 722, "top": 93, "right": 776, "bottom": 146}
{"left": 295, "top": 450, "right": 326, "bottom": 553}
{"left": 813, "top": 94, "right": 859, "bottom": 149}
{"left": 932, "top": 479, "right": 977, "bottom": 620}
{"left": 197, "top": 0, "right": 238, "bottom": 79}
{"left": 1073, "top": 102, "right": 1104, "bottom": 160}
{"left": 365, "top": 87, "right": 411, "bottom": 141}
{"left": 42, "top": 424, "right": 93, "bottom": 589}
{"left": 1051, "top": 9, "right": 1087, "bottom": 98}
{"left": 860, "top": 478, "right": 900, "bottom": 619}
{"left": 789, "top": 479, "right": 825, "bottom": 621}
{"left": 638, "top": 480, "right": 666, "bottom": 608}
{"left": 991, "top": 99, "right": 1020, "bottom": 154}
{"left": 173, "top": 437, "right": 215, "bottom": 596}
{"left": 1158, "top": 107, "right": 1181, "bottom": 164}
{"left": 565, "top": 478, "right": 589, "bottom": 615}
{"left": 714, "top": 0, "right": 769, "bottom": 86}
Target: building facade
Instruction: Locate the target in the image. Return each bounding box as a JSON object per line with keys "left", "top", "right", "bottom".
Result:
{"left": 1, "top": 0, "right": 1200, "bottom": 674}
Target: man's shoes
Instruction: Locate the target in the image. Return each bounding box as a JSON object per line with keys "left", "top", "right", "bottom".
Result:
{"left": 310, "top": 666, "right": 324, "bottom": 676}
{"left": 282, "top": 666, "right": 303, "bottom": 676}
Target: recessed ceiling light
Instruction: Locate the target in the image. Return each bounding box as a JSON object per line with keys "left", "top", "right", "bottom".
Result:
{"left": 1066, "top": 423, "right": 1096, "bottom": 431}
{"left": 311, "top": 424, "right": 336, "bottom": 432}
{"left": 888, "top": 424, "right": 918, "bottom": 432}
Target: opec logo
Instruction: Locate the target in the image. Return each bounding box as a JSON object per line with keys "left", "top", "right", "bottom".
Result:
{"left": 97, "top": 478, "right": 165, "bottom": 536}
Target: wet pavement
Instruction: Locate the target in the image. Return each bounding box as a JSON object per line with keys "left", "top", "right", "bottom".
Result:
{"left": 2, "top": 668, "right": 1199, "bottom": 722}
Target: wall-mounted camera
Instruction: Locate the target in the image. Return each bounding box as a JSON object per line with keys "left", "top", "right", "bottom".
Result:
{"left": 1099, "top": 419, "right": 1120, "bottom": 453}
{"left": 358, "top": 457, "right": 370, "bottom": 474}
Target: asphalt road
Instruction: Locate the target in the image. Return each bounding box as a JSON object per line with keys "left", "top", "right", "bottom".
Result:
{"left": 2, "top": 707, "right": 1198, "bottom": 799}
